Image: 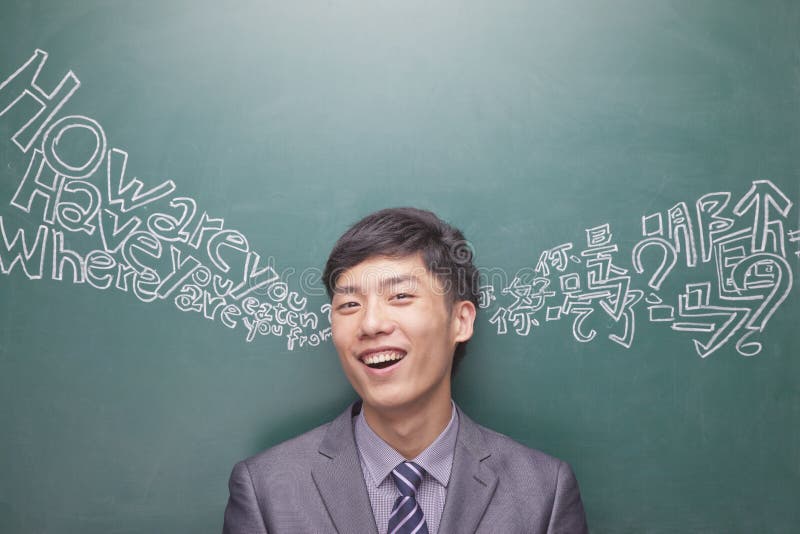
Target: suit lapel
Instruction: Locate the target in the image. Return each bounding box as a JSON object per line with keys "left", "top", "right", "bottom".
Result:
{"left": 438, "top": 407, "right": 498, "bottom": 534}
{"left": 311, "top": 403, "right": 379, "bottom": 534}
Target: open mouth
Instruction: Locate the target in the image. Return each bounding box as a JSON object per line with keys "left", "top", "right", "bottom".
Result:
{"left": 361, "top": 350, "right": 406, "bottom": 370}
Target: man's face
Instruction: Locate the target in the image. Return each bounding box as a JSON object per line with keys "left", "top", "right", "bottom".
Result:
{"left": 330, "top": 254, "right": 475, "bottom": 416}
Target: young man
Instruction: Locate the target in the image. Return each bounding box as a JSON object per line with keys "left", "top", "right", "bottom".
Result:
{"left": 223, "top": 208, "right": 588, "bottom": 534}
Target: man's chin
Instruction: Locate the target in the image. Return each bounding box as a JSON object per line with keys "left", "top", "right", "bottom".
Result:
{"left": 360, "top": 391, "right": 414, "bottom": 415}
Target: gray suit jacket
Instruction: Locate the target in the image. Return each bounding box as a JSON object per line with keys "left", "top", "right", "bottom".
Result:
{"left": 223, "top": 402, "right": 588, "bottom": 534}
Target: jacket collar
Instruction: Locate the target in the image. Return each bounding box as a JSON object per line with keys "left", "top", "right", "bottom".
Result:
{"left": 311, "top": 401, "right": 379, "bottom": 534}
{"left": 311, "top": 401, "right": 498, "bottom": 534}
{"left": 438, "top": 404, "right": 499, "bottom": 533}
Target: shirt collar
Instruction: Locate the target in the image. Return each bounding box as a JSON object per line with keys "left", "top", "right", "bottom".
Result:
{"left": 355, "top": 401, "right": 459, "bottom": 488}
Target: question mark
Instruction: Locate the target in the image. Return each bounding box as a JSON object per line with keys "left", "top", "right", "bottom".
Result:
{"left": 632, "top": 237, "right": 678, "bottom": 291}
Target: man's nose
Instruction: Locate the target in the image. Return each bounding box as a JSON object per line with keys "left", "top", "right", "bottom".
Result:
{"left": 358, "top": 301, "right": 394, "bottom": 337}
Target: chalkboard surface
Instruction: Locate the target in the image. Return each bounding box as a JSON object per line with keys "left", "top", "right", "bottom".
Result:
{"left": 1, "top": 1, "right": 798, "bottom": 533}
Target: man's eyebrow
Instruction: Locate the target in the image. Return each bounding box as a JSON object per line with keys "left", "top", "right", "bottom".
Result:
{"left": 334, "top": 274, "right": 420, "bottom": 294}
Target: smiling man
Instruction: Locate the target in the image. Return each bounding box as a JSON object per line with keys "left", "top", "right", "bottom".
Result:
{"left": 223, "top": 208, "right": 588, "bottom": 534}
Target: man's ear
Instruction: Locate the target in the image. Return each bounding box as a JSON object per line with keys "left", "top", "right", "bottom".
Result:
{"left": 452, "top": 300, "right": 477, "bottom": 343}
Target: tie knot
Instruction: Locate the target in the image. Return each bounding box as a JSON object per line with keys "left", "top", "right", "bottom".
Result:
{"left": 391, "top": 461, "right": 424, "bottom": 497}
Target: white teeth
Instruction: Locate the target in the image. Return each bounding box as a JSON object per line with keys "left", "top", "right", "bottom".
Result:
{"left": 362, "top": 351, "right": 404, "bottom": 365}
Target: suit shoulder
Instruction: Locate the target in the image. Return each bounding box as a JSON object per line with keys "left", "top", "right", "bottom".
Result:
{"left": 475, "top": 423, "right": 568, "bottom": 481}
{"left": 471, "top": 422, "right": 587, "bottom": 528}
{"left": 239, "top": 420, "right": 331, "bottom": 474}
{"left": 461, "top": 418, "right": 588, "bottom": 532}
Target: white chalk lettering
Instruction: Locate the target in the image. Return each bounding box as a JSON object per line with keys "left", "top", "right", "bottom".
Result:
{"left": 54, "top": 178, "right": 102, "bottom": 235}
{"left": 1, "top": 50, "right": 796, "bottom": 354}
{"left": 42, "top": 115, "right": 107, "bottom": 180}
{"left": 84, "top": 249, "right": 116, "bottom": 290}
{"left": 0, "top": 49, "right": 80, "bottom": 152}
{"left": 50, "top": 229, "right": 85, "bottom": 284}
{"left": 106, "top": 148, "right": 176, "bottom": 213}
{"left": 487, "top": 179, "right": 796, "bottom": 359}
{"left": 0, "top": 217, "right": 48, "bottom": 279}
{"left": 10, "top": 149, "right": 63, "bottom": 225}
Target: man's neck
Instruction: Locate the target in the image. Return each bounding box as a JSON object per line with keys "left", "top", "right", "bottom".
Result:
{"left": 362, "top": 395, "right": 453, "bottom": 459}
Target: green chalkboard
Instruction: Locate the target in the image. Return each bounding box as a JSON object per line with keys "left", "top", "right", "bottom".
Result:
{"left": 1, "top": 1, "right": 798, "bottom": 532}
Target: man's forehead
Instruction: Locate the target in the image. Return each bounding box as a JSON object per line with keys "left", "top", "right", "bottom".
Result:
{"left": 333, "top": 254, "right": 433, "bottom": 293}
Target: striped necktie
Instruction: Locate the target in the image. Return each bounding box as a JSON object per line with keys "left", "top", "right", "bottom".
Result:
{"left": 388, "top": 461, "right": 429, "bottom": 534}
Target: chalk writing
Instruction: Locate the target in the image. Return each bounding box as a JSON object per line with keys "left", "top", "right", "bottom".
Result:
{"left": 1, "top": 49, "right": 796, "bottom": 357}
{"left": 486, "top": 180, "right": 796, "bottom": 358}
{"left": 1, "top": 49, "right": 329, "bottom": 348}
{"left": 787, "top": 229, "right": 800, "bottom": 258}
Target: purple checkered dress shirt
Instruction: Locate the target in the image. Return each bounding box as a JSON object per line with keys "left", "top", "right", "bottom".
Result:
{"left": 354, "top": 402, "right": 459, "bottom": 534}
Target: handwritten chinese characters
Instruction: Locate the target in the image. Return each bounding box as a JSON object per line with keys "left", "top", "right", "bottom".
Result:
{"left": 485, "top": 181, "right": 797, "bottom": 358}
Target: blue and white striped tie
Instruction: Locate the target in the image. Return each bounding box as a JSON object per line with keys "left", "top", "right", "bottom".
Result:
{"left": 388, "top": 461, "right": 429, "bottom": 534}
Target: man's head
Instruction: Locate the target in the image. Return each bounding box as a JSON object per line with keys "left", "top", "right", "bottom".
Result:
{"left": 323, "top": 208, "right": 479, "bottom": 414}
{"left": 324, "top": 207, "right": 479, "bottom": 371}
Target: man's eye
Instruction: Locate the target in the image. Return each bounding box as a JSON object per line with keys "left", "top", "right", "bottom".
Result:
{"left": 336, "top": 301, "right": 359, "bottom": 311}
{"left": 392, "top": 293, "right": 413, "bottom": 301}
